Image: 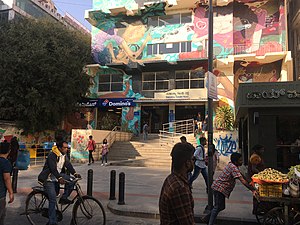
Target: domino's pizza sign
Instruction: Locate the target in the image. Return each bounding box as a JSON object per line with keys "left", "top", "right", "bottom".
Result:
{"left": 99, "top": 98, "right": 136, "bottom": 107}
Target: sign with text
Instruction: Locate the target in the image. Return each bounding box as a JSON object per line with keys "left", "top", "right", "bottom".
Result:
{"left": 207, "top": 72, "right": 218, "bottom": 100}
{"left": 77, "top": 98, "right": 99, "bottom": 108}
{"left": 99, "top": 98, "right": 136, "bottom": 107}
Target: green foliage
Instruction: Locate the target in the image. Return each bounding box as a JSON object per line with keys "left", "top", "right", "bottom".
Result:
{"left": 215, "top": 105, "right": 234, "bottom": 131}
{"left": 99, "top": 114, "right": 119, "bottom": 130}
{"left": 0, "top": 19, "right": 92, "bottom": 134}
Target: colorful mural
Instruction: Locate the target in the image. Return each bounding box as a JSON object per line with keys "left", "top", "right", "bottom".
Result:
{"left": 89, "top": 67, "right": 143, "bottom": 133}
{"left": 91, "top": 0, "right": 286, "bottom": 65}
{"left": 70, "top": 129, "right": 91, "bottom": 161}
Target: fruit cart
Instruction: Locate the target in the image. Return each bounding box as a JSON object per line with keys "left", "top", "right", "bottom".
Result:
{"left": 253, "top": 168, "right": 300, "bottom": 225}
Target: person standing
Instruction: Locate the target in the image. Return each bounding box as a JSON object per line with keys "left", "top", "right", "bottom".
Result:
{"left": 101, "top": 138, "right": 109, "bottom": 166}
{"left": 8, "top": 136, "right": 19, "bottom": 168}
{"left": 189, "top": 137, "right": 208, "bottom": 192}
{"left": 38, "top": 140, "right": 81, "bottom": 225}
{"left": 142, "top": 122, "right": 149, "bottom": 141}
{"left": 248, "top": 144, "right": 265, "bottom": 214}
{"left": 0, "top": 142, "right": 14, "bottom": 225}
{"left": 86, "top": 135, "right": 96, "bottom": 165}
{"left": 201, "top": 153, "right": 257, "bottom": 225}
{"left": 159, "top": 142, "right": 196, "bottom": 225}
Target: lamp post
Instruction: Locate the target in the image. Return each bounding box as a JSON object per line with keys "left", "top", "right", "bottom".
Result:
{"left": 205, "top": 0, "right": 214, "bottom": 212}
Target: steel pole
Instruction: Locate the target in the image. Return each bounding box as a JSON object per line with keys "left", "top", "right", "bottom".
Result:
{"left": 205, "top": 0, "right": 214, "bottom": 212}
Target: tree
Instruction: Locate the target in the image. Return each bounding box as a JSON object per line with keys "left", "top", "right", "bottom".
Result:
{"left": 0, "top": 19, "right": 92, "bottom": 133}
{"left": 215, "top": 105, "right": 234, "bottom": 131}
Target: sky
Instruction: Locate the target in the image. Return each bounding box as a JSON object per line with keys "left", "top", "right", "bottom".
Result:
{"left": 52, "top": 0, "right": 93, "bottom": 30}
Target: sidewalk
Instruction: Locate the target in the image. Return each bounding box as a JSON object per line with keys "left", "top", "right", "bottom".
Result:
{"left": 8, "top": 163, "right": 258, "bottom": 225}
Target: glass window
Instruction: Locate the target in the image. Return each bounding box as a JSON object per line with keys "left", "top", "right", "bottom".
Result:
{"left": 181, "top": 13, "right": 192, "bottom": 23}
{"left": 143, "top": 73, "right": 155, "bottom": 81}
{"left": 99, "top": 74, "right": 110, "bottom": 82}
{"left": 111, "top": 83, "right": 123, "bottom": 91}
{"left": 111, "top": 74, "right": 123, "bottom": 82}
{"left": 191, "top": 80, "right": 204, "bottom": 88}
{"left": 156, "top": 72, "right": 169, "bottom": 80}
{"left": 191, "top": 70, "right": 205, "bottom": 79}
{"left": 176, "top": 80, "right": 189, "bottom": 89}
{"left": 159, "top": 14, "right": 180, "bottom": 26}
{"left": 98, "top": 83, "right": 110, "bottom": 92}
{"left": 156, "top": 81, "right": 168, "bottom": 90}
{"left": 143, "top": 82, "right": 155, "bottom": 90}
{"left": 176, "top": 71, "right": 189, "bottom": 79}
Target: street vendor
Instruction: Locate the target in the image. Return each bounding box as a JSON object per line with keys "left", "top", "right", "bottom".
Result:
{"left": 248, "top": 144, "right": 266, "bottom": 215}
{"left": 248, "top": 144, "right": 266, "bottom": 178}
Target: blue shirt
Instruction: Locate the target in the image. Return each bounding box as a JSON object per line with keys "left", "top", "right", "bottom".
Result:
{"left": 0, "top": 157, "right": 12, "bottom": 198}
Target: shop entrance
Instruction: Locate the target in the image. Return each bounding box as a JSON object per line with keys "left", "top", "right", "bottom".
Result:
{"left": 141, "top": 106, "right": 169, "bottom": 133}
{"left": 175, "top": 105, "right": 205, "bottom": 121}
{"left": 97, "top": 107, "right": 122, "bottom": 130}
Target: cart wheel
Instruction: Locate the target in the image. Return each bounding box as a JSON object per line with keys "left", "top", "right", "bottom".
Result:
{"left": 255, "top": 201, "right": 274, "bottom": 225}
{"left": 263, "top": 207, "right": 284, "bottom": 225}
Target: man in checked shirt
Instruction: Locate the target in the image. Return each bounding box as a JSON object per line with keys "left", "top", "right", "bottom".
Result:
{"left": 201, "top": 152, "right": 258, "bottom": 225}
{"left": 159, "top": 142, "right": 196, "bottom": 225}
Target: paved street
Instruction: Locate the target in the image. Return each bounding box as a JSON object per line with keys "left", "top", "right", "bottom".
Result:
{"left": 4, "top": 163, "right": 255, "bottom": 225}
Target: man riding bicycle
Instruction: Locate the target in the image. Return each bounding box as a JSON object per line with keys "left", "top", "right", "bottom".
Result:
{"left": 38, "top": 140, "right": 81, "bottom": 225}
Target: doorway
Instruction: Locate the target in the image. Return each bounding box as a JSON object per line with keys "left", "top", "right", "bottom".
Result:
{"left": 141, "top": 106, "right": 169, "bottom": 133}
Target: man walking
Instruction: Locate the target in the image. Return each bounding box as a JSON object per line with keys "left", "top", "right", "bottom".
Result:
{"left": 189, "top": 137, "right": 208, "bottom": 192}
{"left": 86, "top": 135, "right": 96, "bottom": 165}
{"left": 159, "top": 142, "right": 196, "bottom": 225}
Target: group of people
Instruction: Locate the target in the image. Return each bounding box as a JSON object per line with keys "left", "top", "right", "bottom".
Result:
{"left": 160, "top": 137, "right": 264, "bottom": 225}
{"left": 86, "top": 135, "right": 109, "bottom": 166}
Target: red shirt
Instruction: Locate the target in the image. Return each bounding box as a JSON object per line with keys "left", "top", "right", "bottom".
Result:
{"left": 212, "top": 162, "right": 242, "bottom": 198}
{"left": 87, "top": 140, "right": 95, "bottom": 151}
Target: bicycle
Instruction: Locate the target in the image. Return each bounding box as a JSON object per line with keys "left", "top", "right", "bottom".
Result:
{"left": 24, "top": 178, "right": 106, "bottom": 225}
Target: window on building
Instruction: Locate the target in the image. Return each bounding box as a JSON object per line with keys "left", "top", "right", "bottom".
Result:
{"left": 98, "top": 73, "right": 123, "bottom": 92}
{"left": 142, "top": 72, "right": 169, "bottom": 91}
{"left": 16, "top": 0, "right": 52, "bottom": 19}
{"left": 0, "top": 11, "right": 8, "bottom": 22}
{"left": 147, "top": 41, "right": 191, "bottom": 55}
{"left": 148, "top": 12, "right": 192, "bottom": 27}
{"left": 175, "top": 70, "right": 205, "bottom": 89}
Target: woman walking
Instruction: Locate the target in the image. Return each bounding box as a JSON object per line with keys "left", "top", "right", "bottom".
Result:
{"left": 101, "top": 139, "right": 109, "bottom": 166}
{"left": 86, "top": 135, "right": 95, "bottom": 165}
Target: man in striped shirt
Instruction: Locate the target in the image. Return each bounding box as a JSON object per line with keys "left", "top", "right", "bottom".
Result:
{"left": 202, "top": 152, "right": 257, "bottom": 225}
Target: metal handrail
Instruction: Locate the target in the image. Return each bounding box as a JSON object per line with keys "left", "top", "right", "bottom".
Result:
{"left": 96, "top": 126, "right": 121, "bottom": 159}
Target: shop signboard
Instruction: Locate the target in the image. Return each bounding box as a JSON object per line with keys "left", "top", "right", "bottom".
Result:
{"left": 77, "top": 98, "right": 99, "bottom": 107}
{"left": 99, "top": 98, "right": 136, "bottom": 107}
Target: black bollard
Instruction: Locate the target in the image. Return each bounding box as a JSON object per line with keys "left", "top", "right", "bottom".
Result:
{"left": 12, "top": 167, "right": 18, "bottom": 193}
{"left": 118, "top": 172, "right": 125, "bottom": 205}
{"left": 109, "top": 170, "right": 116, "bottom": 200}
{"left": 87, "top": 169, "right": 93, "bottom": 196}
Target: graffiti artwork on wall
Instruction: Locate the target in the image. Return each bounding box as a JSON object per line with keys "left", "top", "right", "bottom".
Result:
{"left": 91, "top": 0, "right": 286, "bottom": 64}
{"left": 70, "top": 129, "right": 91, "bottom": 160}
{"left": 213, "top": 131, "right": 238, "bottom": 156}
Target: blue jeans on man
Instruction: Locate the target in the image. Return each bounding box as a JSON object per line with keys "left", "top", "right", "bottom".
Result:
{"left": 44, "top": 174, "right": 74, "bottom": 225}
{"left": 203, "top": 190, "right": 226, "bottom": 225}
{"left": 189, "top": 165, "right": 208, "bottom": 191}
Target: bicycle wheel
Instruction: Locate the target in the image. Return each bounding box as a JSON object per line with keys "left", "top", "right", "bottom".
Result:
{"left": 263, "top": 207, "right": 284, "bottom": 225}
{"left": 72, "top": 195, "right": 106, "bottom": 225}
{"left": 25, "top": 191, "right": 49, "bottom": 225}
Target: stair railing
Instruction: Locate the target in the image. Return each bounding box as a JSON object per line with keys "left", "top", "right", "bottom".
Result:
{"left": 159, "top": 119, "right": 195, "bottom": 146}
{"left": 97, "top": 126, "right": 121, "bottom": 159}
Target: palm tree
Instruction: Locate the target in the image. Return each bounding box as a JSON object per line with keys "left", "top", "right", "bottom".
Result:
{"left": 215, "top": 105, "right": 234, "bottom": 130}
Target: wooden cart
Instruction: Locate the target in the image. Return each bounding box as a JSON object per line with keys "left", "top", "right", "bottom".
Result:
{"left": 255, "top": 196, "right": 300, "bottom": 225}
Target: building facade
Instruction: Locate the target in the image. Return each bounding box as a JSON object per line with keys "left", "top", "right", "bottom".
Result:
{"left": 83, "top": 0, "right": 292, "bottom": 143}
{"left": 288, "top": 0, "right": 300, "bottom": 80}
{"left": 0, "top": 0, "right": 90, "bottom": 35}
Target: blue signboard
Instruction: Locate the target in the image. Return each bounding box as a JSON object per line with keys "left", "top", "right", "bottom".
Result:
{"left": 99, "top": 98, "right": 136, "bottom": 107}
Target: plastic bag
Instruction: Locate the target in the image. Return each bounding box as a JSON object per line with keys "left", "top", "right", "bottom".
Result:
{"left": 16, "top": 150, "right": 30, "bottom": 170}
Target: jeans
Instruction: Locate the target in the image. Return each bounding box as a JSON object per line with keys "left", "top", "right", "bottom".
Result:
{"left": 203, "top": 191, "right": 226, "bottom": 225}
{"left": 0, "top": 197, "right": 6, "bottom": 225}
{"left": 44, "top": 174, "right": 75, "bottom": 224}
{"left": 189, "top": 165, "right": 208, "bottom": 190}
{"left": 88, "top": 150, "right": 94, "bottom": 164}
{"left": 102, "top": 153, "right": 108, "bottom": 164}
{"left": 143, "top": 132, "right": 148, "bottom": 140}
